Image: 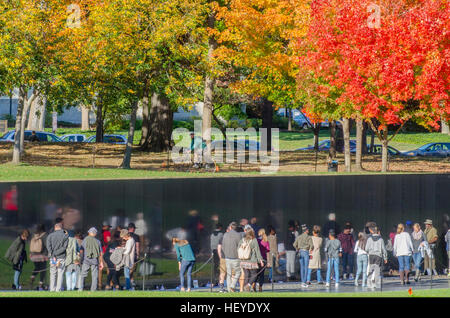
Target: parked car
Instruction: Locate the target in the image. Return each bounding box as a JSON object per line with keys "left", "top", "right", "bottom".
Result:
{"left": 0, "top": 130, "right": 61, "bottom": 142}
{"left": 85, "top": 134, "right": 127, "bottom": 144}
{"left": 402, "top": 142, "right": 450, "bottom": 158}
{"left": 276, "top": 108, "right": 329, "bottom": 129}
{"left": 60, "top": 134, "right": 87, "bottom": 142}
{"left": 296, "top": 139, "right": 356, "bottom": 152}
{"left": 367, "top": 144, "right": 402, "bottom": 156}
{"left": 211, "top": 139, "right": 261, "bottom": 151}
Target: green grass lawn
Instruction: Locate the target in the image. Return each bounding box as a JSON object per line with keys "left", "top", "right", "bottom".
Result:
{"left": 0, "top": 163, "right": 412, "bottom": 182}
{"left": 0, "top": 288, "right": 449, "bottom": 298}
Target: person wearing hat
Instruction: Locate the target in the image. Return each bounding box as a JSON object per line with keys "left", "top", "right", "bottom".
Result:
{"left": 293, "top": 224, "right": 313, "bottom": 288}
{"left": 424, "top": 219, "right": 438, "bottom": 276}
{"left": 127, "top": 223, "right": 140, "bottom": 288}
{"left": 78, "top": 227, "right": 103, "bottom": 291}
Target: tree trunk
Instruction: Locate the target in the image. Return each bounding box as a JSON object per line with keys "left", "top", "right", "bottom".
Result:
{"left": 26, "top": 96, "right": 38, "bottom": 130}
{"left": 355, "top": 118, "right": 363, "bottom": 171}
{"left": 362, "top": 121, "right": 368, "bottom": 154}
{"left": 202, "top": 12, "right": 217, "bottom": 166}
{"left": 27, "top": 94, "right": 46, "bottom": 131}
{"left": 81, "top": 105, "right": 90, "bottom": 131}
{"left": 343, "top": 118, "right": 351, "bottom": 172}
{"left": 95, "top": 97, "right": 104, "bottom": 143}
{"left": 120, "top": 100, "right": 139, "bottom": 169}
{"left": 12, "top": 87, "right": 26, "bottom": 164}
{"left": 442, "top": 118, "right": 450, "bottom": 135}
{"left": 37, "top": 96, "right": 46, "bottom": 131}
{"left": 139, "top": 81, "right": 150, "bottom": 145}
{"left": 261, "top": 99, "right": 273, "bottom": 151}
{"left": 287, "top": 108, "right": 292, "bottom": 131}
{"left": 381, "top": 128, "right": 389, "bottom": 172}
{"left": 20, "top": 90, "right": 38, "bottom": 153}
{"left": 329, "top": 120, "right": 337, "bottom": 160}
{"left": 313, "top": 123, "right": 320, "bottom": 151}
{"left": 141, "top": 93, "right": 173, "bottom": 152}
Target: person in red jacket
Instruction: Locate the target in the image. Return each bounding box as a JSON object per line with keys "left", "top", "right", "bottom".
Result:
{"left": 2, "top": 185, "right": 18, "bottom": 226}
{"left": 338, "top": 225, "right": 355, "bottom": 280}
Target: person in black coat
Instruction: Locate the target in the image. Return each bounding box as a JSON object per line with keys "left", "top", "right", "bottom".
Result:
{"left": 323, "top": 213, "right": 341, "bottom": 237}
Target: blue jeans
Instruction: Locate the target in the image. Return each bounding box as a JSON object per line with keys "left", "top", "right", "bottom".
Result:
{"left": 412, "top": 252, "right": 422, "bottom": 271}
{"left": 65, "top": 271, "right": 78, "bottom": 291}
{"left": 307, "top": 268, "right": 322, "bottom": 282}
{"left": 326, "top": 258, "right": 340, "bottom": 284}
{"left": 124, "top": 267, "right": 131, "bottom": 290}
{"left": 14, "top": 270, "right": 21, "bottom": 288}
{"left": 355, "top": 254, "right": 368, "bottom": 286}
{"left": 180, "top": 260, "right": 195, "bottom": 289}
{"left": 398, "top": 255, "right": 411, "bottom": 271}
{"left": 299, "top": 250, "right": 310, "bottom": 283}
{"left": 278, "top": 258, "right": 286, "bottom": 274}
{"left": 341, "top": 252, "right": 354, "bottom": 276}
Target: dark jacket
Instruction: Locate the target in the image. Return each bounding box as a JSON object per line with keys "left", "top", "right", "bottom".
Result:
{"left": 5, "top": 236, "right": 27, "bottom": 266}
{"left": 323, "top": 221, "right": 341, "bottom": 237}
{"left": 285, "top": 231, "right": 296, "bottom": 251}
{"left": 337, "top": 232, "right": 355, "bottom": 254}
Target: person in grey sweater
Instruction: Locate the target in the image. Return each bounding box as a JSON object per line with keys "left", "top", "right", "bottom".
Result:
{"left": 365, "top": 226, "right": 387, "bottom": 289}
{"left": 222, "top": 222, "right": 244, "bottom": 292}
{"left": 46, "top": 223, "right": 69, "bottom": 292}
{"left": 324, "top": 230, "right": 342, "bottom": 287}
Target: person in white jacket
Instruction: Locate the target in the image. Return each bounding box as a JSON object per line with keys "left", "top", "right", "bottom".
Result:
{"left": 120, "top": 229, "right": 136, "bottom": 290}
{"left": 393, "top": 224, "right": 414, "bottom": 285}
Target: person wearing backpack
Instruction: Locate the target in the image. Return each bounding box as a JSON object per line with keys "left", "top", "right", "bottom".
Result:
{"left": 173, "top": 237, "right": 196, "bottom": 292}
{"left": 5, "top": 229, "right": 30, "bottom": 290}
{"left": 78, "top": 227, "right": 103, "bottom": 291}
{"left": 29, "top": 224, "right": 48, "bottom": 290}
{"left": 239, "top": 227, "right": 264, "bottom": 292}
{"left": 65, "top": 231, "right": 81, "bottom": 291}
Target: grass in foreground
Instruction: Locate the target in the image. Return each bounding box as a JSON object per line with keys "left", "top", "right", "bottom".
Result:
{"left": 0, "top": 163, "right": 407, "bottom": 182}
{"left": 0, "top": 288, "right": 449, "bottom": 298}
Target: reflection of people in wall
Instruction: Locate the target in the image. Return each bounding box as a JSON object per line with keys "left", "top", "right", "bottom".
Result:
{"left": 43, "top": 200, "right": 60, "bottom": 230}
{"left": 186, "top": 210, "right": 204, "bottom": 254}
{"left": 2, "top": 185, "right": 18, "bottom": 226}
{"left": 134, "top": 212, "right": 148, "bottom": 254}
{"left": 59, "top": 206, "right": 81, "bottom": 237}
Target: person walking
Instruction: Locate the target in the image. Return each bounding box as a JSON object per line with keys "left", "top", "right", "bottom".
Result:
{"left": 338, "top": 225, "right": 356, "bottom": 280}
{"left": 294, "top": 224, "right": 313, "bottom": 288}
{"left": 216, "top": 227, "right": 228, "bottom": 292}
{"left": 324, "top": 230, "right": 342, "bottom": 288}
{"left": 285, "top": 222, "right": 298, "bottom": 281}
{"left": 411, "top": 223, "right": 426, "bottom": 282}
{"left": 354, "top": 232, "right": 368, "bottom": 287}
{"left": 423, "top": 219, "right": 438, "bottom": 276}
{"left": 173, "top": 237, "right": 196, "bottom": 292}
{"left": 307, "top": 225, "right": 323, "bottom": 285}
{"left": 210, "top": 223, "right": 224, "bottom": 286}
{"left": 256, "top": 228, "right": 270, "bottom": 292}
{"left": 79, "top": 227, "right": 103, "bottom": 291}
{"left": 29, "top": 224, "right": 48, "bottom": 290}
{"left": 222, "top": 222, "right": 244, "bottom": 292}
{"left": 365, "top": 226, "right": 388, "bottom": 289}
{"left": 266, "top": 225, "right": 278, "bottom": 282}
{"left": 393, "top": 224, "right": 414, "bottom": 285}
{"left": 46, "top": 222, "right": 69, "bottom": 292}
{"left": 65, "top": 231, "right": 81, "bottom": 291}
{"left": 239, "top": 228, "right": 264, "bottom": 292}
{"left": 120, "top": 229, "right": 136, "bottom": 290}
{"left": 5, "top": 229, "right": 30, "bottom": 290}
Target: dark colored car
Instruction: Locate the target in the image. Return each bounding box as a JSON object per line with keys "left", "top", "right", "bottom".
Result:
{"left": 296, "top": 139, "right": 357, "bottom": 152}
{"left": 402, "top": 142, "right": 450, "bottom": 158}
{"left": 85, "top": 134, "right": 127, "bottom": 144}
{"left": 367, "top": 144, "right": 402, "bottom": 156}
{"left": 0, "top": 130, "right": 61, "bottom": 142}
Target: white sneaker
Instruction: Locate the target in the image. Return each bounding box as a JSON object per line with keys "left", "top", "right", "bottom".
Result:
{"left": 325, "top": 282, "right": 330, "bottom": 287}
{"left": 335, "top": 283, "right": 339, "bottom": 287}
{"left": 354, "top": 280, "right": 358, "bottom": 287}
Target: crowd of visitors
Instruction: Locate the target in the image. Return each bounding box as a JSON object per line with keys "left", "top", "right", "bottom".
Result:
{"left": 205, "top": 214, "right": 450, "bottom": 292}
{"left": 5, "top": 220, "right": 141, "bottom": 291}
{"left": 4, "top": 212, "right": 450, "bottom": 293}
